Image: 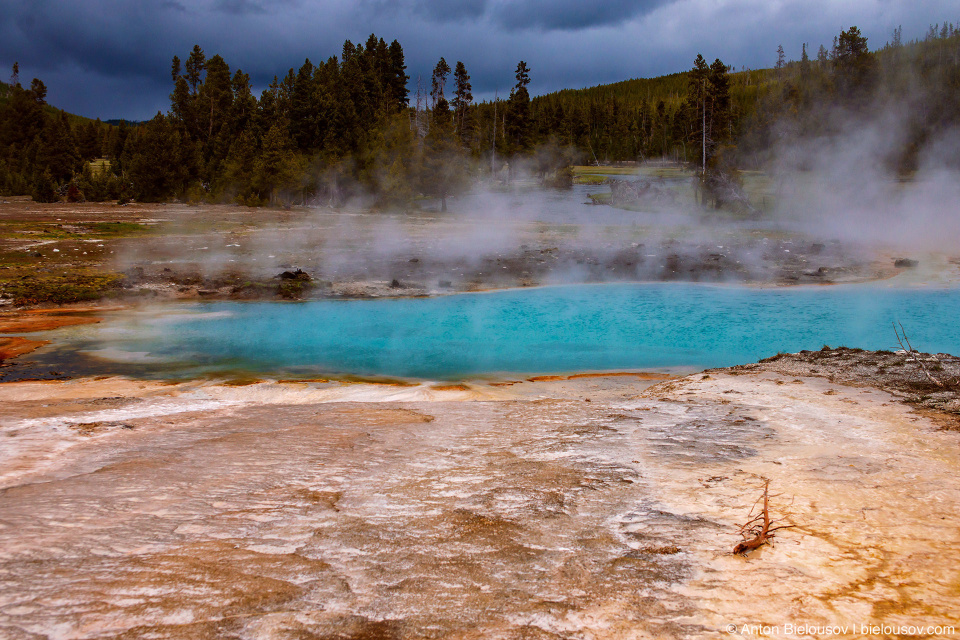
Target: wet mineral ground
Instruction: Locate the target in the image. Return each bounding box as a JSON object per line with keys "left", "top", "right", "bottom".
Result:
{"left": 1, "top": 358, "right": 958, "bottom": 639}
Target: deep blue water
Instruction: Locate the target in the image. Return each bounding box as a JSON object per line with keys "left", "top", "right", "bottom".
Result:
{"left": 66, "top": 283, "right": 960, "bottom": 380}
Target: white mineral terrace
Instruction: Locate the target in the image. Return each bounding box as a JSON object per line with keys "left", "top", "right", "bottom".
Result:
{"left": 0, "top": 371, "right": 958, "bottom": 639}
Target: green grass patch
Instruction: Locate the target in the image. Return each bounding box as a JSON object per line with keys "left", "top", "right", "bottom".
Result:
{"left": 3, "top": 273, "right": 124, "bottom": 306}
{"left": 573, "top": 174, "right": 608, "bottom": 185}
{"left": 3, "top": 221, "right": 155, "bottom": 241}
{"left": 9, "top": 224, "right": 81, "bottom": 240}
{"left": 635, "top": 166, "right": 693, "bottom": 181}
{"left": 573, "top": 165, "right": 639, "bottom": 176}
{"left": 85, "top": 221, "right": 155, "bottom": 236}
{"left": 88, "top": 158, "right": 112, "bottom": 172}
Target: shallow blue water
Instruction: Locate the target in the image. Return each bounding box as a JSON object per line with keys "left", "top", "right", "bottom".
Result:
{"left": 71, "top": 283, "right": 960, "bottom": 380}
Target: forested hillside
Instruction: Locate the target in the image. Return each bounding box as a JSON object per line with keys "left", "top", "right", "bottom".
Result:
{"left": 1, "top": 23, "right": 958, "bottom": 207}
{"left": 528, "top": 23, "right": 960, "bottom": 172}
{"left": 0, "top": 71, "right": 123, "bottom": 200}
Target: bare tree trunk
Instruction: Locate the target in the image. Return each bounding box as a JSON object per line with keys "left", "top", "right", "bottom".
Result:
{"left": 491, "top": 93, "right": 497, "bottom": 175}
{"left": 701, "top": 78, "right": 706, "bottom": 175}
{"left": 894, "top": 322, "right": 945, "bottom": 387}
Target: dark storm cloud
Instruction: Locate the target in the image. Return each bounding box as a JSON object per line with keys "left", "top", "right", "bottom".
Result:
{"left": 2, "top": 0, "right": 188, "bottom": 77}
{"left": 389, "top": 0, "right": 668, "bottom": 30}
{"left": 409, "top": 0, "right": 489, "bottom": 22}
{"left": 0, "top": 0, "right": 956, "bottom": 120}
{"left": 214, "top": 0, "right": 268, "bottom": 16}
{"left": 491, "top": 0, "right": 670, "bottom": 30}
{"left": 212, "top": 0, "right": 302, "bottom": 16}
{"left": 0, "top": 0, "right": 322, "bottom": 117}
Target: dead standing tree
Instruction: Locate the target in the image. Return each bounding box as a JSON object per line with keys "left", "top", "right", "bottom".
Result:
{"left": 893, "top": 321, "right": 945, "bottom": 388}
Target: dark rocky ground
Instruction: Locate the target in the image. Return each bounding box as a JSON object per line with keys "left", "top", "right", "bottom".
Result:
{"left": 116, "top": 234, "right": 892, "bottom": 301}
{"left": 716, "top": 346, "right": 960, "bottom": 429}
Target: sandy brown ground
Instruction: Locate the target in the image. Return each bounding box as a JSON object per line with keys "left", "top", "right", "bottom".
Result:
{"left": 0, "top": 360, "right": 958, "bottom": 639}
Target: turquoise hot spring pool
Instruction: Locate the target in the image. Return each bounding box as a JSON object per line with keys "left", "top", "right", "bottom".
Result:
{"left": 43, "top": 282, "right": 960, "bottom": 380}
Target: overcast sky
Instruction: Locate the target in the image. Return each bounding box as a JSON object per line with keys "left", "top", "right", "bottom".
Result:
{"left": 0, "top": 0, "right": 955, "bottom": 120}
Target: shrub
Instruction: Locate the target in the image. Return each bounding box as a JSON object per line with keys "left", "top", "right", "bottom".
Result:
{"left": 31, "top": 171, "right": 58, "bottom": 203}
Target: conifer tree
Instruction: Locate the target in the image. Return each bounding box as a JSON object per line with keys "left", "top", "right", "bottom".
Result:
{"left": 708, "top": 58, "right": 731, "bottom": 140}
{"left": 77, "top": 120, "right": 101, "bottom": 160}
{"left": 122, "top": 113, "right": 189, "bottom": 201}
{"left": 686, "top": 54, "right": 710, "bottom": 169}
{"left": 29, "top": 78, "right": 47, "bottom": 104}
{"left": 0, "top": 79, "right": 45, "bottom": 147}
{"left": 109, "top": 120, "right": 129, "bottom": 162}
{"left": 452, "top": 61, "right": 473, "bottom": 140}
{"left": 201, "top": 54, "right": 233, "bottom": 141}
{"left": 289, "top": 59, "right": 318, "bottom": 150}
{"left": 507, "top": 61, "right": 532, "bottom": 153}
{"left": 373, "top": 112, "right": 416, "bottom": 205}
{"left": 37, "top": 112, "right": 80, "bottom": 183}
{"left": 31, "top": 170, "right": 57, "bottom": 203}
{"left": 387, "top": 40, "right": 409, "bottom": 111}
{"left": 253, "top": 124, "right": 303, "bottom": 206}
{"left": 185, "top": 45, "right": 206, "bottom": 94}
{"left": 817, "top": 44, "right": 828, "bottom": 68}
{"left": 430, "top": 57, "right": 451, "bottom": 111}
{"left": 230, "top": 69, "right": 256, "bottom": 136}
{"left": 170, "top": 72, "right": 193, "bottom": 134}
{"left": 831, "top": 26, "right": 875, "bottom": 105}
{"left": 220, "top": 129, "right": 259, "bottom": 204}
{"left": 420, "top": 108, "right": 467, "bottom": 212}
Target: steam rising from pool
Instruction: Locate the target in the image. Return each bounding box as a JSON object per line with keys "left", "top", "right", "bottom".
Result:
{"left": 52, "top": 283, "right": 960, "bottom": 380}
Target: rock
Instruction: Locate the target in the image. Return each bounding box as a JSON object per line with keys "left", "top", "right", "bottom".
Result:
{"left": 278, "top": 269, "right": 311, "bottom": 281}
{"left": 894, "top": 258, "right": 919, "bottom": 268}
{"left": 390, "top": 279, "right": 402, "bottom": 288}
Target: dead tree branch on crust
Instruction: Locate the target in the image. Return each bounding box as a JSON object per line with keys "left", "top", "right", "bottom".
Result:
{"left": 893, "top": 321, "right": 944, "bottom": 388}
{"left": 733, "top": 479, "right": 794, "bottom": 555}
